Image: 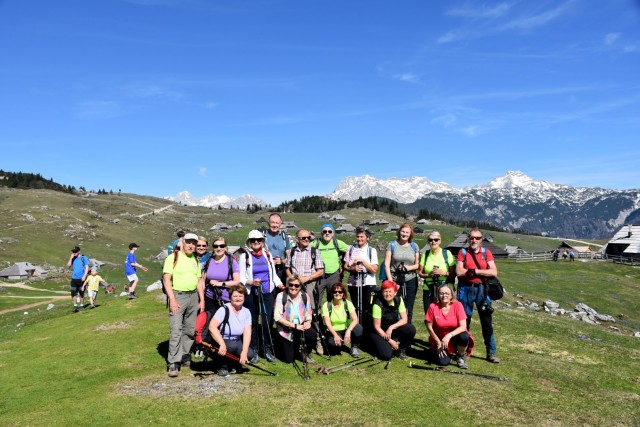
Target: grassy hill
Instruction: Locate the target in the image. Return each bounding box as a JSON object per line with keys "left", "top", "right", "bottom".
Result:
{"left": 0, "top": 188, "right": 638, "bottom": 426}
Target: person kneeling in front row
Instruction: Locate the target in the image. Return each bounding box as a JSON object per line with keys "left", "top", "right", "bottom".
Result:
{"left": 369, "top": 280, "right": 416, "bottom": 361}
{"left": 274, "top": 275, "right": 317, "bottom": 364}
{"left": 322, "top": 283, "right": 363, "bottom": 358}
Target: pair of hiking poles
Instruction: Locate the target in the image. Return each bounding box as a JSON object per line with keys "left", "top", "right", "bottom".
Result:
{"left": 317, "top": 357, "right": 385, "bottom": 374}
{"left": 200, "top": 341, "right": 277, "bottom": 376}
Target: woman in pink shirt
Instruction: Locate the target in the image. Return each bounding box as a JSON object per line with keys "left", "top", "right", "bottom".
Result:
{"left": 425, "top": 284, "right": 475, "bottom": 369}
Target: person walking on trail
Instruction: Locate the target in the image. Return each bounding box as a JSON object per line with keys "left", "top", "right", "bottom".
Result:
{"left": 67, "top": 246, "right": 90, "bottom": 312}
{"left": 125, "top": 243, "right": 148, "bottom": 300}
{"left": 163, "top": 232, "right": 201, "bottom": 378}
{"left": 456, "top": 228, "right": 500, "bottom": 364}
{"left": 82, "top": 267, "right": 105, "bottom": 309}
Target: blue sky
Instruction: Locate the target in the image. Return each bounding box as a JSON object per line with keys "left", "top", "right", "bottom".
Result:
{"left": 1, "top": 0, "right": 639, "bottom": 206}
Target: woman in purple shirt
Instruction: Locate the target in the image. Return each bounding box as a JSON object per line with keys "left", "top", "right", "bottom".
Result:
{"left": 198, "top": 236, "right": 240, "bottom": 313}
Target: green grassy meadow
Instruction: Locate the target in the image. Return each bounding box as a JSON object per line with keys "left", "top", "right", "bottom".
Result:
{"left": 0, "top": 189, "right": 638, "bottom": 426}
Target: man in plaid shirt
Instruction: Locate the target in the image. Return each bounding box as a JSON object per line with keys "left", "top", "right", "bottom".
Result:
{"left": 286, "top": 228, "right": 325, "bottom": 354}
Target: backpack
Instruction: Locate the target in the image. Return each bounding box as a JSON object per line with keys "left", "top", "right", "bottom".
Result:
{"left": 195, "top": 305, "right": 231, "bottom": 345}
{"left": 420, "top": 248, "right": 451, "bottom": 277}
{"left": 372, "top": 291, "right": 402, "bottom": 329}
{"left": 161, "top": 250, "right": 199, "bottom": 307}
{"left": 288, "top": 246, "right": 318, "bottom": 274}
{"left": 313, "top": 237, "right": 346, "bottom": 267}
{"left": 167, "top": 238, "right": 180, "bottom": 255}
{"left": 325, "top": 300, "right": 350, "bottom": 327}
{"left": 379, "top": 241, "right": 419, "bottom": 281}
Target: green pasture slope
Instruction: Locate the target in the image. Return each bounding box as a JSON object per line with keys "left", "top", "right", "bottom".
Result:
{"left": 0, "top": 189, "right": 638, "bottom": 426}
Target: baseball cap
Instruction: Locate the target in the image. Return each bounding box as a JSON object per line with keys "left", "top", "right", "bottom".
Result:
{"left": 183, "top": 232, "right": 198, "bottom": 241}
{"left": 71, "top": 246, "right": 81, "bottom": 253}
{"left": 247, "top": 229, "right": 264, "bottom": 241}
{"left": 129, "top": 243, "right": 139, "bottom": 249}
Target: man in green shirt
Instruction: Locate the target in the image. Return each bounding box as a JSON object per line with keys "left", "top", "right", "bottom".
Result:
{"left": 162, "top": 232, "right": 201, "bottom": 378}
{"left": 313, "top": 224, "right": 349, "bottom": 306}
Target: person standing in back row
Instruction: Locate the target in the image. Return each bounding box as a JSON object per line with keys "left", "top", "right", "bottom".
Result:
{"left": 264, "top": 213, "right": 290, "bottom": 287}
{"left": 312, "top": 223, "right": 349, "bottom": 306}
{"left": 125, "top": 243, "right": 148, "bottom": 300}
{"left": 456, "top": 228, "right": 500, "bottom": 363}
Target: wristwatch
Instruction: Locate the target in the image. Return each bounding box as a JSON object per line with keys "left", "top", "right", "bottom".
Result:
{"left": 222, "top": 282, "right": 226, "bottom": 287}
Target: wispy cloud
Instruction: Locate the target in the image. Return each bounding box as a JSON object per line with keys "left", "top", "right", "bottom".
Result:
{"left": 198, "top": 167, "right": 207, "bottom": 178}
{"left": 604, "top": 32, "right": 621, "bottom": 45}
{"left": 431, "top": 113, "right": 457, "bottom": 127}
{"left": 120, "top": 83, "right": 184, "bottom": 101}
{"left": 204, "top": 101, "right": 218, "bottom": 110}
{"left": 393, "top": 73, "right": 423, "bottom": 85}
{"left": 75, "top": 101, "right": 133, "bottom": 119}
{"left": 438, "top": 1, "right": 574, "bottom": 44}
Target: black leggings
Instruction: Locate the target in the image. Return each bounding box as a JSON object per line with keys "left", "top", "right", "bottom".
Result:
{"left": 429, "top": 332, "right": 470, "bottom": 366}
{"left": 369, "top": 324, "right": 416, "bottom": 361}
{"left": 276, "top": 329, "right": 317, "bottom": 363}
{"left": 325, "top": 324, "right": 363, "bottom": 355}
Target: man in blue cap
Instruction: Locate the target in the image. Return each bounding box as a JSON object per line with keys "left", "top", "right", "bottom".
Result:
{"left": 312, "top": 223, "right": 350, "bottom": 306}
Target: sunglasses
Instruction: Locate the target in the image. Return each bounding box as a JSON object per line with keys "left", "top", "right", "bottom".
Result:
{"left": 333, "top": 291, "right": 344, "bottom": 295}
{"left": 298, "top": 236, "right": 311, "bottom": 241}
{"left": 289, "top": 284, "right": 301, "bottom": 289}
{"left": 249, "top": 238, "right": 264, "bottom": 243}
{"left": 469, "top": 236, "right": 482, "bottom": 241}
{"left": 428, "top": 238, "right": 440, "bottom": 243}
{"left": 184, "top": 240, "right": 197, "bottom": 245}
{"left": 212, "top": 244, "right": 227, "bottom": 249}
{"left": 196, "top": 244, "right": 207, "bottom": 248}
{"left": 439, "top": 293, "right": 451, "bottom": 297}
{"left": 322, "top": 230, "right": 333, "bottom": 234}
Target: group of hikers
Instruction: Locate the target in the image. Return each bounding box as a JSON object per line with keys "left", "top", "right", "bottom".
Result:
{"left": 160, "top": 213, "right": 502, "bottom": 378}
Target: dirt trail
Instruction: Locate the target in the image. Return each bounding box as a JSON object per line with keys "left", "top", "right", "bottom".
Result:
{"left": 0, "top": 282, "right": 69, "bottom": 315}
{"left": 0, "top": 296, "right": 68, "bottom": 315}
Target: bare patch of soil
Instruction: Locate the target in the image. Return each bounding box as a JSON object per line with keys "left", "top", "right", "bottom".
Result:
{"left": 118, "top": 373, "right": 247, "bottom": 398}
{"left": 95, "top": 321, "right": 133, "bottom": 331}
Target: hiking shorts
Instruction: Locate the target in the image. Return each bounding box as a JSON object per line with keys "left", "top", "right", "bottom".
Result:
{"left": 126, "top": 274, "right": 139, "bottom": 283}
{"left": 70, "top": 279, "right": 85, "bottom": 297}
{"left": 88, "top": 290, "right": 98, "bottom": 300}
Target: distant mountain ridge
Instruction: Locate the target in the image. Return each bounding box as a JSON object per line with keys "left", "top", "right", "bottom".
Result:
{"left": 165, "top": 191, "right": 267, "bottom": 209}
{"left": 329, "top": 171, "right": 640, "bottom": 239}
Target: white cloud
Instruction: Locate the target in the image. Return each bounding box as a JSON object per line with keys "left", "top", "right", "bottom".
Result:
{"left": 198, "top": 167, "right": 207, "bottom": 178}
{"left": 604, "top": 32, "right": 621, "bottom": 45}
{"left": 432, "top": 113, "right": 457, "bottom": 127}
{"left": 623, "top": 44, "right": 638, "bottom": 53}
{"left": 393, "top": 73, "right": 423, "bottom": 85}
{"left": 204, "top": 101, "right": 218, "bottom": 110}
{"left": 75, "top": 101, "right": 129, "bottom": 119}
{"left": 447, "top": 2, "right": 513, "bottom": 19}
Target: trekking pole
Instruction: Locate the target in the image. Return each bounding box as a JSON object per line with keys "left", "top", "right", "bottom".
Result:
{"left": 200, "top": 342, "right": 277, "bottom": 376}
{"left": 311, "top": 284, "right": 331, "bottom": 361}
{"left": 399, "top": 262, "right": 406, "bottom": 299}
{"left": 256, "top": 285, "right": 275, "bottom": 355}
{"left": 298, "top": 328, "right": 311, "bottom": 381}
{"left": 319, "top": 357, "right": 376, "bottom": 375}
{"left": 408, "top": 361, "right": 509, "bottom": 381}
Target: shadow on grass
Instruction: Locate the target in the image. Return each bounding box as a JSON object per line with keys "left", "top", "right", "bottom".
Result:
{"left": 156, "top": 340, "right": 169, "bottom": 360}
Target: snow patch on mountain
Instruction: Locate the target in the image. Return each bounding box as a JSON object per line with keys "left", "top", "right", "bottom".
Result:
{"left": 330, "top": 175, "right": 457, "bottom": 204}
{"left": 165, "top": 191, "right": 266, "bottom": 209}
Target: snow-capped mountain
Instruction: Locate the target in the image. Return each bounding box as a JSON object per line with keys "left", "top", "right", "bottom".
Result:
{"left": 331, "top": 175, "right": 457, "bottom": 204}
{"left": 166, "top": 191, "right": 266, "bottom": 209}
{"left": 330, "top": 171, "right": 640, "bottom": 239}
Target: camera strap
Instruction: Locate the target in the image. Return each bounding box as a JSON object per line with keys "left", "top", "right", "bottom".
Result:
{"left": 468, "top": 250, "right": 489, "bottom": 297}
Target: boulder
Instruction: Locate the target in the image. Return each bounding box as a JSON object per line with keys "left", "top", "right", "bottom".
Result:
{"left": 147, "top": 281, "right": 163, "bottom": 292}
{"left": 575, "top": 303, "right": 598, "bottom": 316}
{"left": 46, "top": 304, "right": 55, "bottom": 310}
{"left": 543, "top": 300, "right": 560, "bottom": 310}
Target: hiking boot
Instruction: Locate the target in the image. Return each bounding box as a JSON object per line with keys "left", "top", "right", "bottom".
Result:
{"left": 487, "top": 354, "right": 501, "bottom": 364}
{"left": 264, "top": 351, "right": 276, "bottom": 363}
{"left": 73, "top": 307, "right": 79, "bottom": 313}
{"left": 350, "top": 346, "right": 361, "bottom": 358}
{"left": 90, "top": 305, "right": 95, "bottom": 309}
{"left": 167, "top": 363, "right": 179, "bottom": 378}
{"left": 217, "top": 367, "right": 229, "bottom": 377}
{"left": 398, "top": 349, "right": 408, "bottom": 361}
{"left": 181, "top": 359, "right": 191, "bottom": 368}
{"left": 128, "top": 294, "right": 137, "bottom": 300}
{"left": 316, "top": 342, "right": 324, "bottom": 355}
{"left": 457, "top": 354, "right": 469, "bottom": 369}
{"left": 304, "top": 354, "right": 316, "bottom": 364}
{"left": 249, "top": 354, "right": 259, "bottom": 364}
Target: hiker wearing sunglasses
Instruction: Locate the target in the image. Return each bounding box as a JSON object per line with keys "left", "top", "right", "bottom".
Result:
{"left": 418, "top": 230, "right": 455, "bottom": 314}
{"left": 163, "top": 232, "right": 201, "bottom": 378}
{"left": 321, "top": 283, "right": 363, "bottom": 358}
{"left": 456, "top": 228, "right": 500, "bottom": 364}
{"left": 274, "top": 276, "right": 317, "bottom": 363}
{"left": 195, "top": 236, "right": 211, "bottom": 270}
{"left": 286, "top": 229, "right": 325, "bottom": 354}
{"left": 238, "top": 229, "right": 282, "bottom": 363}
{"left": 198, "top": 236, "right": 240, "bottom": 314}
{"left": 312, "top": 223, "right": 349, "bottom": 306}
